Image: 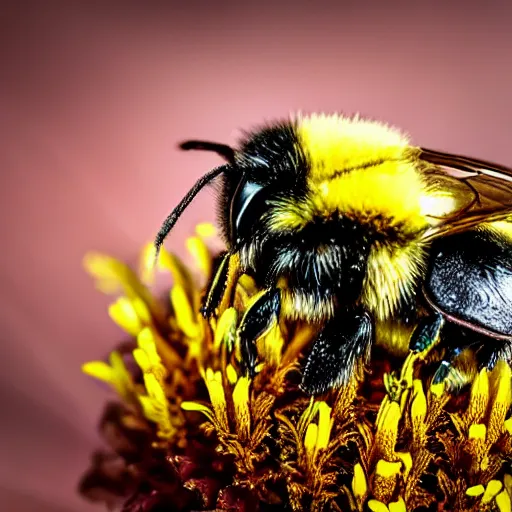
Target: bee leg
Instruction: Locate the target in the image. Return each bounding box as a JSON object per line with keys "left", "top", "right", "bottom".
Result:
{"left": 413, "top": 320, "right": 474, "bottom": 391}
{"left": 409, "top": 313, "right": 445, "bottom": 355}
{"left": 301, "top": 308, "right": 373, "bottom": 396}
{"left": 430, "top": 346, "right": 474, "bottom": 392}
{"left": 477, "top": 340, "right": 512, "bottom": 371}
{"left": 431, "top": 328, "right": 489, "bottom": 392}
{"left": 237, "top": 288, "right": 281, "bottom": 377}
{"left": 200, "top": 252, "right": 232, "bottom": 318}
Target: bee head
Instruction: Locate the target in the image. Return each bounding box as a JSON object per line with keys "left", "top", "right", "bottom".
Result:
{"left": 153, "top": 121, "right": 307, "bottom": 253}
{"left": 155, "top": 125, "right": 372, "bottom": 305}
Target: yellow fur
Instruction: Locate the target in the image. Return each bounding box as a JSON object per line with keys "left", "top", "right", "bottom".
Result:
{"left": 362, "top": 240, "right": 427, "bottom": 321}
{"left": 296, "top": 113, "right": 411, "bottom": 182}
{"left": 267, "top": 159, "right": 430, "bottom": 234}
{"left": 280, "top": 288, "right": 336, "bottom": 323}
{"left": 265, "top": 113, "right": 435, "bottom": 236}
{"left": 266, "top": 197, "right": 314, "bottom": 233}
{"left": 311, "top": 161, "right": 428, "bottom": 233}
{"left": 269, "top": 113, "right": 475, "bottom": 236}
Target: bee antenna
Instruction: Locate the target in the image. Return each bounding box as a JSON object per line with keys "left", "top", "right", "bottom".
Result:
{"left": 153, "top": 164, "right": 226, "bottom": 265}
{"left": 179, "top": 140, "right": 236, "bottom": 165}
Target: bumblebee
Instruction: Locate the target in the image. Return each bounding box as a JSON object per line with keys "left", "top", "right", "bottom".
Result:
{"left": 155, "top": 113, "right": 512, "bottom": 395}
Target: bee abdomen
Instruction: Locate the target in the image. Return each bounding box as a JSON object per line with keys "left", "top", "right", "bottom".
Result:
{"left": 425, "top": 228, "right": 512, "bottom": 338}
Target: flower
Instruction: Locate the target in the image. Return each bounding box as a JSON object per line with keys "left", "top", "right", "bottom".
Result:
{"left": 80, "top": 224, "right": 512, "bottom": 512}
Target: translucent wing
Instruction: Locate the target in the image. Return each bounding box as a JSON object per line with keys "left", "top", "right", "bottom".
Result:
{"left": 418, "top": 148, "right": 512, "bottom": 241}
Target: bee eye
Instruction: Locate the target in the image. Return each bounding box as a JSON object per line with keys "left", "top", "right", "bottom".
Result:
{"left": 230, "top": 178, "right": 267, "bottom": 245}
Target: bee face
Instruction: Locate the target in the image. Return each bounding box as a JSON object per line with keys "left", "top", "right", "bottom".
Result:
{"left": 224, "top": 123, "right": 308, "bottom": 247}
{"left": 238, "top": 214, "right": 371, "bottom": 305}
{"left": 225, "top": 126, "right": 373, "bottom": 312}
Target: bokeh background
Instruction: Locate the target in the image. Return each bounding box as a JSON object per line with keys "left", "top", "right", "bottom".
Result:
{"left": 1, "top": 1, "right": 511, "bottom": 510}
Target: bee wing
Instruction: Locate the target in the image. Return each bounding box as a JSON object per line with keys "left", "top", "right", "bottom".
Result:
{"left": 418, "top": 148, "right": 512, "bottom": 241}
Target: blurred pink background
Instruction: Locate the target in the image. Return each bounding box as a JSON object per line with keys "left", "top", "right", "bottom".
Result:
{"left": 1, "top": 1, "right": 511, "bottom": 510}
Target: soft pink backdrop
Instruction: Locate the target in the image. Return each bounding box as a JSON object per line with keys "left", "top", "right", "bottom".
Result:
{"left": 1, "top": 1, "right": 511, "bottom": 510}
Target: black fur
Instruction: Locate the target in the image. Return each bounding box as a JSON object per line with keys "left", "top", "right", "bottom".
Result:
{"left": 257, "top": 216, "right": 371, "bottom": 302}
{"left": 217, "top": 121, "right": 308, "bottom": 246}
{"left": 301, "top": 308, "right": 373, "bottom": 395}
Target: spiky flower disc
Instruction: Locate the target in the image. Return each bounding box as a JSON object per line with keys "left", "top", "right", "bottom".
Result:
{"left": 80, "top": 225, "right": 512, "bottom": 512}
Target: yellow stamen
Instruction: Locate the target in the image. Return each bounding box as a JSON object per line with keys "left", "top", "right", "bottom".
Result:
{"left": 139, "top": 373, "right": 174, "bottom": 439}
{"left": 466, "top": 484, "right": 485, "bottom": 497}
{"left": 396, "top": 452, "right": 412, "bottom": 479}
{"left": 374, "top": 400, "right": 401, "bottom": 460}
{"left": 373, "top": 459, "right": 401, "bottom": 504}
{"left": 131, "top": 296, "right": 152, "bottom": 324}
{"left": 351, "top": 463, "right": 368, "bottom": 501}
{"left": 430, "top": 381, "right": 445, "bottom": 398}
{"left": 82, "top": 351, "right": 134, "bottom": 402}
{"left": 214, "top": 307, "right": 238, "bottom": 352}
{"left": 482, "top": 480, "right": 503, "bottom": 504}
{"left": 465, "top": 368, "right": 489, "bottom": 427}
{"left": 488, "top": 361, "right": 512, "bottom": 443}
{"left": 496, "top": 489, "right": 512, "bottom": 512}
{"left": 400, "top": 352, "right": 418, "bottom": 388}
{"left": 411, "top": 379, "right": 427, "bottom": 444}
{"left": 261, "top": 325, "right": 285, "bottom": 368}
{"left": 468, "top": 423, "right": 486, "bottom": 441}
{"left": 108, "top": 297, "right": 144, "bottom": 336}
{"left": 204, "top": 368, "right": 229, "bottom": 431}
{"left": 108, "top": 351, "right": 134, "bottom": 389}
{"left": 315, "top": 402, "right": 333, "bottom": 453}
{"left": 133, "top": 328, "right": 167, "bottom": 383}
{"left": 467, "top": 423, "right": 489, "bottom": 472}
{"left": 84, "top": 252, "right": 132, "bottom": 294}
{"left": 186, "top": 235, "right": 212, "bottom": 277}
{"left": 304, "top": 423, "right": 318, "bottom": 460}
{"left": 82, "top": 361, "right": 113, "bottom": 383}
{"left": 170, "top": 284, "right": 200, "bottom": 339}
{"left": 84, "top": 251, "right": 165, "bottom": 322}
{"left": 375, "top": 459, "right": 402, "bottom": 478}
{"left": 375, "top": 395, "right": 391, "bottom": 431}
{"left": 195, "top": 222, "right": 217, "bottom": 238}
{"left": 138, "top": 326, "right": 181, "bottom": 370}
{"left": 504, "top": 474, "right": 512, "bottom": 497}
{"left": 181, "top": 401, "right": 215, "bottom": 422}
{"left": 139, "top": 242, "right": 158, "bottom": 285}
{"left": 232, "top": 376, "right": 251, "bottom": 440}
{"left": 388, "top": 497, "right": 406, "bottom": 512}
{"left": 368, "top": 500, "right": 390, "bottom": 512}
{"left": 298, "top": 398, "right": 320, "bottom": 438}
{"left": 226, "top": 364, "right": 238, "bottom": 385}
{"left": 151, "top": 244, "right": 195, "bottom": 302}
